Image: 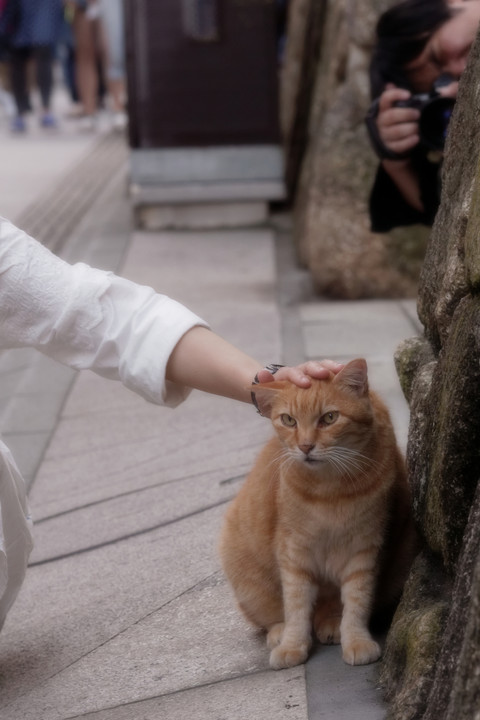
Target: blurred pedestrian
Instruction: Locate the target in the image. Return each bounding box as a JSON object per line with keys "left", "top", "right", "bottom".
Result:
{"left": 99, "top": 0, "right": 127, "bottom": 130}
{"left": 7, "top": 0, "right": 64, "bottom": 133}
{"left": 0, "top": 0, "right": 16, "bottom": 121}
{"left": 65, "top": 0, "right": 105, "bottom": 131}
{"left": 58, "top": 7, "right": 81, "bottom": 117}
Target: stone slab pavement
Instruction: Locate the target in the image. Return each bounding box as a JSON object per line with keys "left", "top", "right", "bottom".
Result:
{"left": 0, "top": 101, "right": 423, "bottom": 719}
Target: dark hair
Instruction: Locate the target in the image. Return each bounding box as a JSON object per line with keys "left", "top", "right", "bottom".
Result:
{"left": 370, "top": 0, "right": 453, "bottom": 98}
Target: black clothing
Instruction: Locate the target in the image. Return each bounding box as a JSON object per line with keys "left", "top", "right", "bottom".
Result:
{"left": 10, "top": 45, "right": 54, "bottom": 113}
{"left": 369, "top": 149, "right": 441, "bottom": 232}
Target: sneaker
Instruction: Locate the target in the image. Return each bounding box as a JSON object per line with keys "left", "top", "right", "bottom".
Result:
{"left": 40, "top": 112, "right": 57, "bottom": 129}
{"left": 77, "top": 115, "right": 96, "bottom": 132}
{"left": 112, "top": 111, "right": 128, "bottom": 131}
{"left": 10, "top": 115, "right": 26, "bottom": 133}
{"left": 64, "top": 104, "right": 83, "bottom": 120}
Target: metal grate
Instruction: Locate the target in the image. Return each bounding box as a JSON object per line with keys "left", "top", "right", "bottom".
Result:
{"left": 182, "top": 0, "right": 220, "bottom": 42}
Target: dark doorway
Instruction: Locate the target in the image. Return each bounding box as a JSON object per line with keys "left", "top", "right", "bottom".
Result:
{"left": 125, "top": 0, "right": 280, "bottom": 149}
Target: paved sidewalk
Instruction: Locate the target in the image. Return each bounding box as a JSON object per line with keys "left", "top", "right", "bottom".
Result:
{"left": 0, "top": 102, "right": 422, "bottom": 719}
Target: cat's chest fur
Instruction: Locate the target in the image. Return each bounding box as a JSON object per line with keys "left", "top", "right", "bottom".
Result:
{"left": 276, "top": 468, "right": 387, "bottom": 583}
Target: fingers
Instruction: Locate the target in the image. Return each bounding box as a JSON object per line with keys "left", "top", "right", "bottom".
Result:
{"left": 437, "top": 81, "right": 459, "bottom": 99}
{"left": 301, "top": 360, "right": 344, "bottom": 376}
{"left": 378, "top": 86, "right": 411, "bottom": 111}
{"left": 257, "top": 360, "right": 344, "bottom": 388}
{"left": 377, "top": 86, "right": 420, "bottom": 155}
{"left": 379, "top": 124, "right": 420, "bottom": 155}
{"left": 378, "top": 109, "right": 420, "bottom": 151}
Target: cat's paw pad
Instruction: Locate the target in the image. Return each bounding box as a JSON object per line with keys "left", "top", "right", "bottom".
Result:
{"left": 315, "top": 616, "right": 341, "bottom": 645}
{"left": 342, "top": 638, "right": 381, "bottom": 666}
{"left": 266, "top": 623, "right": 284, "bottom": 649}
{"left": 269, "top": 642, "right": 309, "bottom": 670}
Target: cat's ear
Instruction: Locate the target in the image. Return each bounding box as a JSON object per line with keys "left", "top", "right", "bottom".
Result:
{"left": 333, "top": 358, "right": 369, "bottom": 396}
{"left": 250, "top": 381, "right": 288, "bottom": 418}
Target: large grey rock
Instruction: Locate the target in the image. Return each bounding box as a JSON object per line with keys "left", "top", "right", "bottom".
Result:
{"left": 418, "top": 32, "right": 480, "bottom": 349}
{"left": 393, "top": 336, "right": 434, "bottom": 405}
{"left": 407, "top": 296, "right": 480, "bottom": 571}
{"left": 382, "top": 27, "right": 480, "bottom": 720}
{"left": 423, "top": 482, "right": 480, "bottom": 720}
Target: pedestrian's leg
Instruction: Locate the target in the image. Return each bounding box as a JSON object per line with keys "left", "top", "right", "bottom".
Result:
{"left": 100, "top": 0, "right": 127, "bottom": 125}
{"left": 9, "top": 47, "right": 30, "bottom": 130}
{"left": 34, "top": 45, "right": 57, "bottom": 127}
{"left": 72, "top": 7, "right": 99, "bottom": 129}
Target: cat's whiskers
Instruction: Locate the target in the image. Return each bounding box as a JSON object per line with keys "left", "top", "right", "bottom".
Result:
{"left": 265, "top": 447, "right": 298, "bottom": 490}
{"left": 330, "top": 446, "right": 379, "bottom": 473}
{"left": 320, "top": 446, "right": 378, "bottom": 488}
{"left": 323, "top": 452, "right": 359, "bottom": 486}
{"left": 267, "top": 447, "right": 291, "bottom": 472}
{"left": 282, "top": 451, "right": 300, "bottom": 476}
{"left": 337, "top": 446, "right": 383, "bottom": 470}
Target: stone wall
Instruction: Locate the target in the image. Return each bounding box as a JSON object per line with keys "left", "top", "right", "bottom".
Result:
{"left": 382, "top": 30, "right": 480, "bottom": 720}
{"left": 280, "top": 0, "right": 429, "bottom": 298}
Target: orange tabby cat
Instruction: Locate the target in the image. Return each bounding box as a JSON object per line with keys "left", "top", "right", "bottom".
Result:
{"left": 219, "top": 359, "right": 416, "bottom": 670}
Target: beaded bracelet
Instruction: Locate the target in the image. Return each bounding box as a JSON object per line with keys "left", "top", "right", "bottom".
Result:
{"left": 250, "top": 363, "right": 285, "bottom": 414}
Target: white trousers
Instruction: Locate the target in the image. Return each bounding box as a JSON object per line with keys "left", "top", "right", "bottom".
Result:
{"left": 0, "top": 440, "right": 34, "bottom": 630}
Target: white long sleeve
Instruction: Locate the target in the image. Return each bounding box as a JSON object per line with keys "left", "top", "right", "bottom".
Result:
{"left": 0, "top": 217, "right": 209, "bottom": 407}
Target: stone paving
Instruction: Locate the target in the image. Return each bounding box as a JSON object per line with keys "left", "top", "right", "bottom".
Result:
{"left": 0, "top": 90, "right": 423, "bottom": 719}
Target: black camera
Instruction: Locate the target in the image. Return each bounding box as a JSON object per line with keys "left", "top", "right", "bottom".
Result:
{"left": 394, "top": 91, "right": 455, "bottom": 152}
{"left": 365, "top": 74, "right": 456, "bottom": 160}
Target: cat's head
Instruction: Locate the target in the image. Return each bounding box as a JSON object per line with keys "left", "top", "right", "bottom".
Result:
{"left": 254, "top": 359, "right": 376, "bottom": 472}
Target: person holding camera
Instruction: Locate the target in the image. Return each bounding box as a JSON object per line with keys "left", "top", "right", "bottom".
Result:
{"left": 366, "top": 0, "right": 480, "bottom": 232}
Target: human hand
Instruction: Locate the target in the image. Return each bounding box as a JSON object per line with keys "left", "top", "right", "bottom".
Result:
{"left": 256, "top": 360, "right": 344, "bottom": 387}
{"left": 436, "top": 79, "right": 459, "bottom": 100}
{"left": 252, "top": 360, "right": 344, "bottom": 417}
{"left": 376, "top": 84, "right": 421, "bottom": 157}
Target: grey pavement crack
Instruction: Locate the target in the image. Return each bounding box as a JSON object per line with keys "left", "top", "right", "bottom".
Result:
{"left": 28, "top": 497, "right": 234, "bottom": 567}
{"left": 60, "top": 666, "right": 284, "bottom": 720}
{"left": 33, "top": 472, "right": 245, "bottom": 524}
{"left": 0, "top": 571, "right": 226, "bottom": 717}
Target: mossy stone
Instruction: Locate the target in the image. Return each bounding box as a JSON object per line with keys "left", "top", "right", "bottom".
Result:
{"left": 394, "top": 337, "right": 435, "bottom": 405}
{"left": 381, "top": 553, "right": 450, "bottom": 720}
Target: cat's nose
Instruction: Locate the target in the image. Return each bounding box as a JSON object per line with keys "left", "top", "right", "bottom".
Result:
{"left": 299, "top": 443, "right": 315, "bottom": 456}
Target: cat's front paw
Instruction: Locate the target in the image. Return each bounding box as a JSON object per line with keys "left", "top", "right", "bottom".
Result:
{"left": 315, "top": 616, "right": 341, "bottom": 645}
{"left": 342, "top": 638, "right": 381, "bottom": 666}
{"left": 269, "top": 641, "right": 309, "bottom": 670}
{"left": 266, "top": 622, "right": 284, "bottom": 649}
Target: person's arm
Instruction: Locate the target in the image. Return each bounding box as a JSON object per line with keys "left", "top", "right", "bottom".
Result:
{"left": 166, "top": 325, "right": 342, "bottom": 405}
{"left": 0, "top": 217, "right": 208, "bottom": 406}
{"left": 0, "top": 218, "right": 342, "bottom": 409}
{"left": 381, "top": 158, "right": 424, "bottom": 213}
{"left": 370, "top": 84, "right": 424, "bottom": 211}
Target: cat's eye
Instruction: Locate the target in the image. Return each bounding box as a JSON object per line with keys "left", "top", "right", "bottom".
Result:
{"left": 320, "top": 411, "right": 339, "bottom": 426}
{"left": 280, "top": 414, "right": 297, "bottom": 427}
